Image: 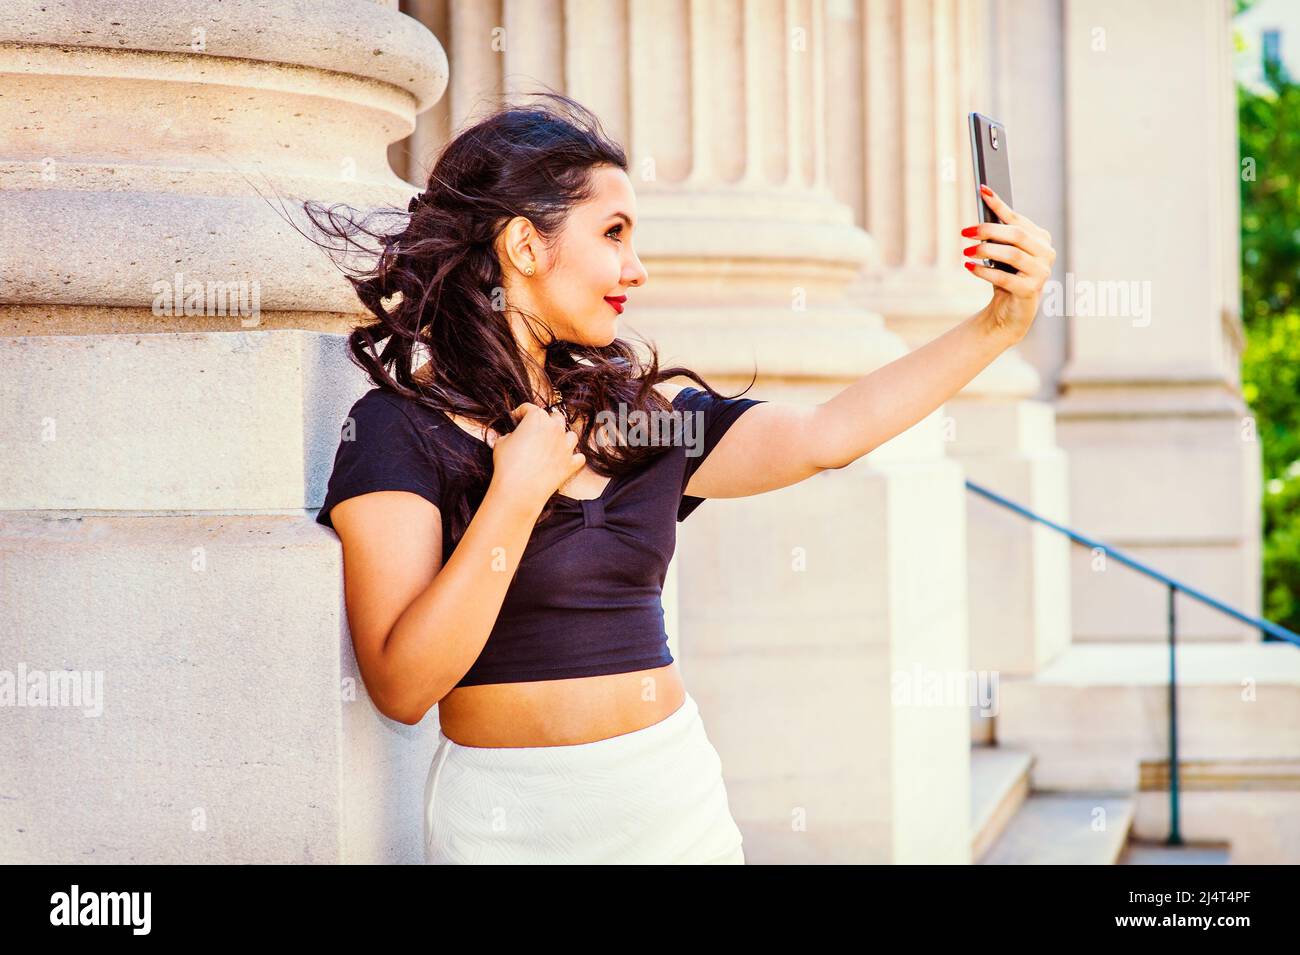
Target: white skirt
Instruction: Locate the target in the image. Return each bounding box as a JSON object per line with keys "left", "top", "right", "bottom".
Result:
{"left": 423, "top": 692, "right": 745, "bottom": 864}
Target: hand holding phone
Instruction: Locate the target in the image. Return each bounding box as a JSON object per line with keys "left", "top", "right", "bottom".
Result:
{"left": 967, "top": 111, "right": 1019, "bottom": 275}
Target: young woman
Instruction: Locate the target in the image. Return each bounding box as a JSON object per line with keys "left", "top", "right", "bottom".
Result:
{"left": 311, "top": 94, "right": 1054, "bottom": 864}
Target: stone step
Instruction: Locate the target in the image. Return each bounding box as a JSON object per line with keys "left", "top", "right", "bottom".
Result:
{"left": 1119, "top": 841, "right": 1230, "bottom": 864}
{"left": 997, "top": 643, "right": 1300, "bottom": 791}
{"left": 1130, "top": 757, "right": 1300, "bottom": 863}
{"left": 970, "top": 744, "right": 1034, "bottom": 861}
{"left": 976, "top": 793, "right": 1135, "bottom": 865}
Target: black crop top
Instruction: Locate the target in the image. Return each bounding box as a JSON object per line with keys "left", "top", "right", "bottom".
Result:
{"left": 315, "top": 385, "right": 765, "bottom": 687}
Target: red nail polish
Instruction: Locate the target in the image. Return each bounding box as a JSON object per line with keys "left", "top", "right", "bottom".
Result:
{"left": 961, "top": 226, "right": 978, "bottom": 237}
{"left": 963, "top": 244, "right": 978, "bottom": 256}
{"left": 980, "top": 184, "right": 992, "bottom": 194}
{"left": 964, "top": 261, "right": 976, "bottom": 271}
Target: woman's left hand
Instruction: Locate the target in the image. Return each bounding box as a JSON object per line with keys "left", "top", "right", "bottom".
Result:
{"left": 962, "top": 184, "right": 1056, "bottom": 342}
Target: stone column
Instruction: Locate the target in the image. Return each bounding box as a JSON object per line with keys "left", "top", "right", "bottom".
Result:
{"left": 0, "top": 0, "right": 446, "bottom": 862}
{"left": 846, "top": 0, "right": 1072, "bottom": 740}
{"left": 1054, "top": 0, "right": 1260, "bottom": 643}
{"left": 638, "top": 0, "right": 970, "bottom": 865}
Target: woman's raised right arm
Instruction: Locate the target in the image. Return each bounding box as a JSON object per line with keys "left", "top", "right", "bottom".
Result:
{"left": 330, "top": 477, "right": 543, "bottom": 725}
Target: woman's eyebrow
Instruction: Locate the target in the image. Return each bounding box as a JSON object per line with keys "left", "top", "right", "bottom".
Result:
{"left": 607, "top": 211, "right": 636, "bottom": 229}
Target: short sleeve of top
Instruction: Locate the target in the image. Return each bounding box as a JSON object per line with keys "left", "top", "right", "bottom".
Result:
{"left": 315, "top": 389, "right": 443, "bottom": 530}
{"left": 674, "top": 385, "right": 766, "bottom": 522}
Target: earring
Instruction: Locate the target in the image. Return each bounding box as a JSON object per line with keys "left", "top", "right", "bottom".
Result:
{"left": 524, "top": 264, "right": 535, "bottom": 276}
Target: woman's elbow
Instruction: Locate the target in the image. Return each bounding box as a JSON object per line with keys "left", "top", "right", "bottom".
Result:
{"left": 378, "top": 678, "right": 448, "bottom": 726}
{"left": 390, "top": 707, "right": 426, "bottom": 727}
{"left": 358, "top": 662, "right": 431, "bottom": 726}
{"left": 375, "top": 684, "right": 435, "bottom": 726}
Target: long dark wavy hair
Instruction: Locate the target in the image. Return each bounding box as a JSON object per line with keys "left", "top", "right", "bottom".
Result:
{"left": 298, "top": 92, "right": 756, "bottom": 546}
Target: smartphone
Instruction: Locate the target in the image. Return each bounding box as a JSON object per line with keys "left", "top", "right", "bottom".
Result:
{"left": 967, "top": 111, "right": 1018, "bottom": 274}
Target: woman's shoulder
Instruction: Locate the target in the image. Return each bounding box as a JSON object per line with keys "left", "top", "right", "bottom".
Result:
{"left": 351, "top": 384, "right": 433, "bottom": 418}
{"left": 317, "top": 387, "right": 449, "bottom": 529}
{"left": 348, "top": 385, "right": 448, "bottom": 430}
{"left": 332, "top": 386, "right": 460, "bottom": 466}
{"left": 652, "top": 382, "right": 698, "bottom": 409}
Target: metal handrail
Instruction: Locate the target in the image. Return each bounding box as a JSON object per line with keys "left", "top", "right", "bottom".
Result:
{"left": 965, "top": 478, "right": 1300, "bottom": 845}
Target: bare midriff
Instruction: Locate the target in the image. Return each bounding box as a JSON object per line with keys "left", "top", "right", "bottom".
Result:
{"left": 437, "top": 662, "right": 686, "bottom": 747}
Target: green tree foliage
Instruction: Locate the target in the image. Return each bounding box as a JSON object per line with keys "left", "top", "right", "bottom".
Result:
{"left": 1237, "top": 21, "right": 1300, "bottom": 634}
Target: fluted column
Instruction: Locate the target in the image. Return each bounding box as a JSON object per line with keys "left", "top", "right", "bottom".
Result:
{"left": 0, "top": 0, "right": 446, "bottom": 863}
{"left": 833, "top": 0, "right": 1071, "bottom": 734}
{"left": 846, "top": 0, "right": 1054, "bottom": 371}
{"left": 850, "top": 0, "right": 1031, "bottom": 382}
{"left": 620, "top": 0, "right": 969, "bottom": 865}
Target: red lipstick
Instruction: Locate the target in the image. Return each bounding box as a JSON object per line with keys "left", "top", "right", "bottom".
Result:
{"left": 604, "top": 295, "right": 626, "bottom": 315}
